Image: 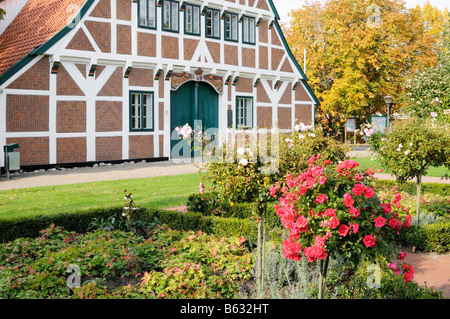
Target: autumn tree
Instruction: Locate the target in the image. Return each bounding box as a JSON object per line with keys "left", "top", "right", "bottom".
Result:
{"left": 284, "top": 0, "right": 445, "bottom": 134}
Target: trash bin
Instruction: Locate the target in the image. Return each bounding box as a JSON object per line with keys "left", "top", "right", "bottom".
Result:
{"left": 4, "top": 143, "right": 20, "bottom": 179}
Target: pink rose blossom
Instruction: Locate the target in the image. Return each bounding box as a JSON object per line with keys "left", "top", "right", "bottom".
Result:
{"left": 343, "top": 193, "right": 354, "bottom": 207}
{"left": 338, "top": 224, "right": 349, "bottom": 237}
{"left": 374, "top": 216, "right": 387, "bottom": 228}
{"left": 363, "top": 234, "right": 376, "bottom": 248}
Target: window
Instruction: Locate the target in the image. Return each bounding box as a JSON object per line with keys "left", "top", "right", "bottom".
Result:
{"left": 163, "top": 0, "right": 179, "bottom": 32}
{"left": 242, "top": 16, "right": 255, "bottom": 44}
{"left": 236, "top": 97, "right": 253, "bottom": 129}
{"left": 205, "top": 8, "right": 220, "bottom": 38}
{"left": 224, "top": 12, "right": 238, "bottom": 41}
{"left": 185, "top": 3, "right": 200, "bottom": 35}
{"left": 139, "top": 0, "right": 156, "bottom": 29}
{"left": 130, "top": 92, "right": 154, "bottom": 131}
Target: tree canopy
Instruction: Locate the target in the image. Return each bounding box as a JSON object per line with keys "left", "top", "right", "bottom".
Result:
{"left": 284, "top": 0, "right": 448, "bottom": 133}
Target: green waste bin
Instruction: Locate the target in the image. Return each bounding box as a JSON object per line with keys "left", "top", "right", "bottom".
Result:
{"left": 4, "top": 143, "right": 20, "bottom": 179}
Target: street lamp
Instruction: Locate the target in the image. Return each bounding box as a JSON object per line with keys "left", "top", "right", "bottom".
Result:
{"left": 384, "top": 95, "right": 393, "bottom": 132}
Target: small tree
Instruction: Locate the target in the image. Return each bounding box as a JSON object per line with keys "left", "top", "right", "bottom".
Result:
{"left": 0, "top": 9, "right": 5, "bottom": 21}
{"left": 370, "top": 117, "right": 450, "bottom": 218}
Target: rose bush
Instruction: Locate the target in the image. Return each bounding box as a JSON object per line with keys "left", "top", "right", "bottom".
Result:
{"left": 270, "top": 156, "right": 413, "bottom": 298}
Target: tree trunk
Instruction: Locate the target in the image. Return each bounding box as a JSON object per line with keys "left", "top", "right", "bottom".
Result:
{"left": 256, "top": 214, "right": 263, "bottom": 298}
{"left": 318, "top": 256, "right": 330, "bottom": 299}
{"left": 416, "top": 175, "right": 422, "bottom": 224}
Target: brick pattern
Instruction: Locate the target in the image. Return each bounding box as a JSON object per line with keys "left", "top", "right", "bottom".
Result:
{"left": 295, "top": 104, "right": 312, "bottom": 125}
{"left": 258, "top": 20, "right": 268, "bottom": 43}
{"left": 295, "top": 83, "right": 312, "bottom": 102}
{"left": 137, "top": 32, "right": 157, "bottom": 57}
{"left": 6, "top": 95, "right": 49, "bottom": 132}
{"left": 56, "top": 100, "right": 86, "bottom": 133}
{"left": 85, "top": 20, "right": 111, "bottom": 53}
{"left": 161, "top": 36, "right": 179, "bottom": 59}
{"left": 159, "top": 102, "right": 164, "bottom": 130}
{"left": 256, "top": 0, "right": 270, "bottom": 11}
{"left": 57, "top": 137, "right": 87, "bottom": 163}
{"left": 277, "top": 107, "right": 292, "bottom": 129}
{"left": 159, "top": 135, "right": 164, "bottom": 157}
{"left": 129, "top": 68, "right": 153, "bottom": 87}
{"left": 7, "top": 56, "right": 49, "bottom": 90}
{"left": 235, "top": 78, "right": 253, "bottom": 93}
{"left": 242, "top": 48, "right": 255, "bottom": 68}
{"left": 257, "top": 84, "right": 270, "bottom": 103}
{"left": 224, "top": 45, "right": 238, "bottom": 65}
{"left": 57, "top": 65, "right": 85, "bottom": 96}
{"left": 76, "top": 64, "right": 87, "bottom": 77}
{"left": 271, "top": 48, "right": 284, "bottom": 71}
{"left": 6, "top": 137, "right": 49, "bottom": 166}
{"left": 95, "top": 65, "right": 106, "bottom": 79}
{"left": 159, "top": 76, "right": 165, "bottom": 98}
{"left": 90, "top": 0, "right": 111, "bottom": 19}
{"left": 117, "top": 24, "right": 132, "bottom": 55}
{"left": 257, "top": 106, "right": 272, "bottom": 129}
{"left": 206, "top": 41, "right": 220, "bottom": 64}
{"left": 129, "top": 135, "right": 154, "bottom": 159}
{"left": 259, "top": 46, "right": 268, "bottom": 70}
{"left": 280, "top": 58, "right": 293, "bottom": 73}
{"left": 66, "top": 28, "right": 95, "bottom": 51}
{"left": 279, "top": 82, "right": 292, "bottom": 104}
{"left": 97, "top": 67, "right": 123, "bottom": 96}
{"left": 96, "top": 136, "right": 122, "bottom": 161}
{"left": 271, "top": 28, "right": 281, "bottom": 46}
{"left": 117, "top": 0, "right": 132, "bottom": 21}
{"left": 96, "top": 101, "right": 122, "bottom": 132}
{"left": 184, "top": 39, "right": 199, "bottom": 60}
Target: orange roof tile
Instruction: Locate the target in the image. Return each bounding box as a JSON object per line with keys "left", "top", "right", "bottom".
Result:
{"left": 0, "top": 0, "right": 88, "bottom": 77}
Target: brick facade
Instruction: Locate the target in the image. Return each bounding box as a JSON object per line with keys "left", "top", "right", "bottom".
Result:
{"left": 56, "top": 101, "right": 86, "bottom": 133}
{"left": 7, "top": 56, "right": 49, "bottom": 90}
{"left": 129, "top": 135, "right": 154, "bottom": 159}
{"left": 6, "top": 95, "right": 49, "bottom": 132}
{"left": 277, "top": 107, "right": 292, "bottom": 129}
{"left": 295, "top": 104, "right": 312, "bottom": 125}
{"left": 96, "top": 136, "right": 122, "bottom": 161}
{"left": 6, "top": 137, "right": 49, "bottom": 166}
{"left": 57, "top": 137, "right": 87, "bottom": 163}
{"left": 95, "top": 101, "right": 122, "bottom": 132}
{"left": 161, "top": 36, "right": 179, "bottom": 60}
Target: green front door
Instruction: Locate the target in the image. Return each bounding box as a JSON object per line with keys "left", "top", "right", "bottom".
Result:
{"left": 170, "top": 81, "right": 219, "bottom": 158}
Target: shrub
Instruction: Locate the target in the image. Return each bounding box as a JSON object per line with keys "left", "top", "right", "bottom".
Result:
{"left": 400, "top": 223, "right": 450, "bottom": 254}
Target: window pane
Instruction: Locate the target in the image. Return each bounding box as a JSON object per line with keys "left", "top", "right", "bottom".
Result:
{"left": 143, "top": 94, "right": 153, "bottom": 129}
{"left": 171, "top": 1, "right": 179, "bottom": 31}
{"left": 132, "top": 93, "right": 141, "bottom": 129}
{"left": 249, "top": 18, "right": 255, "bottom": 43}
{"left": 193, "top": 7, "right": 200, "bottom": 34}
{"left": 246, "top": 98, "right": 253, "bottom": 127}
{"left": 149, "top": 0, "right": 155, "bottom": 27}
{"left": 164, "top": 1, "right": 171, "bottom": 29}
{"left": 214, "top": 11, "right": 219, "bottom": 37}
{"left": 225, "top": 14, "right": 231, "bottom": 39}
{"left": 232, "top": 15, "right": 238, "bottom": 40}
{"left": 206, "top": 10, "right": 212, "bottom": 36}
{"left": 186, "top": 6, "right": 192, "bottom": 33}
{"left": 243, "top": 18, "right": 249, "bottom": 43}
{"left": 140, "top": 0, "right": 147, "bottom": 26}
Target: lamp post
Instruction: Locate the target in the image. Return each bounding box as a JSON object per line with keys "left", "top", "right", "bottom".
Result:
{"left": 384, "top": 95, "right": 393, "bottom": 132}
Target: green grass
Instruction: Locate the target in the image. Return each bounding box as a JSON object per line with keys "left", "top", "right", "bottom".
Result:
{"left": 354, "top": 156, "right": 450, "bottom": 177}
{"left": 0, "top": 173, "right": 203, "bottom": 220}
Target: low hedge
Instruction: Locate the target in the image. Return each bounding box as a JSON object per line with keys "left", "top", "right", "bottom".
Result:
{"left": 0, "top": 205, "right": 285, "bottom": 246}
{"left": 399, "top": 223, "right": 450, "bottom": 254}
{"left": 373, "top": 179, "right": 450, "bottom": 197}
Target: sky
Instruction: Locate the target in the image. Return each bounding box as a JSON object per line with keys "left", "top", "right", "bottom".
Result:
{"left": 271, "top": 0, "right": 449, "bottom": 24}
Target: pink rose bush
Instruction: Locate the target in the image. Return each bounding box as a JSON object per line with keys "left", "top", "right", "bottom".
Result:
{"left": 270, "top": 156, "right": 413, "bottom": 273}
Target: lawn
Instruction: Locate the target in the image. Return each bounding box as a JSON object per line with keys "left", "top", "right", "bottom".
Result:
{"left": 0, "top": 173, "right": 203, "bottom": 220}
{"left": 354, "top": 156, "right": 450, "bottom": 177}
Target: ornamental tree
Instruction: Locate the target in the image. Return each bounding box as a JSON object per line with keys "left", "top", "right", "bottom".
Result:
{"left": 270, "top": 157, "right": 412, "bottom": 298}
{"left": 369, "top": 117, "right": 450, "bottom": 218}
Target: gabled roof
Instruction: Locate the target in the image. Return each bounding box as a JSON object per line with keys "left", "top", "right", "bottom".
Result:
{"left": 0, "top": 0, "right": 91, "bottom": 85}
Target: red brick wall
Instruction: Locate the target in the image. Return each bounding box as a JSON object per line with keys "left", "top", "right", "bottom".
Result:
{"left": 6, "top": 137, "right": 49, "bottom": 165}
{"left": 117, "top": 24, "right": 131, "bottom": 55}
{"left": 259, "top": 46, "right": 268, "bottom": 70}
{"left": 85, "top": 20, "right": 111, "bottom": 53}
{"left": 242, "top": 48, "right": 255, "bottom": 68}
{"left": 117, "top": 0, "right": 132, "bottom": 21}
{"left": 257, "top": 106, "right": 272, "bottom": 128}
{"left": 96, "top": 136, "right": 122, "bottom": 161}
{"left": 7, "top": 56, "right": 49, "bottom": 90}
{"left": 129, "top": 68, "right": 153, "bottom": 87}
{"left": 159, "top": 102, "right": 164, "bottom": 130}
{"left": 57, "top": 137, "right": 87, "bottom": 163}
{"left": 129, "top": 135, "right": 154, "bottom": 159}
{"left": 184, "top": 39, "right": 199, "bottom": 60}
{"left": 295, "top": 83, "right": 312, "bottom": 102}
{"left": 257, "top": 84, "right": 270, "bottom": 103}
{"left": 271, "top": 48, "right": 284, "bottom": 71}
{"left": 259, "top": 21, "right": 268, "bottom": 43}
{"left": 235, "top": 78, "right": 253, "bottom": 93}
{"left": 206, "top": 41, "right": 220, "bottom": 63}
{"left": 96, "top": 101, "right": 122, "bottom": 132}
{"left": 161, "top": 36, "right": 179, "bottom": 59}
{"left": 90, "top": 0, "right": 111, "bottom": 19}
{"left": 57, "top": 65, "right": 85, "bottom": 96}
{"left": 159, "top": 135, "right": 164, "bottom": 157}
{"left": 138, "top": 32, "right": 157, "bottom": 57}
{"left": 295, "top": 104, "right": 312, "bottom": 125}
{"left": 97, "top": 67, "right": 123, "bottom": 96}
{"left": 6, "top": 95, "right": 49, "bottom": 132}
{"left": 56, "top": 101, "right": 86, "bottom": 133}
{"left": 66, "top": 28, "right": 95, "bottom": 51}
{"left": 279, "top": 83, "right": 292, "bottom": 104}
{"left": 224, "top": 45, "right": 238, "bottom": 65}
{"left": 278, "top": 107, "right": 292, "bottom": 129}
